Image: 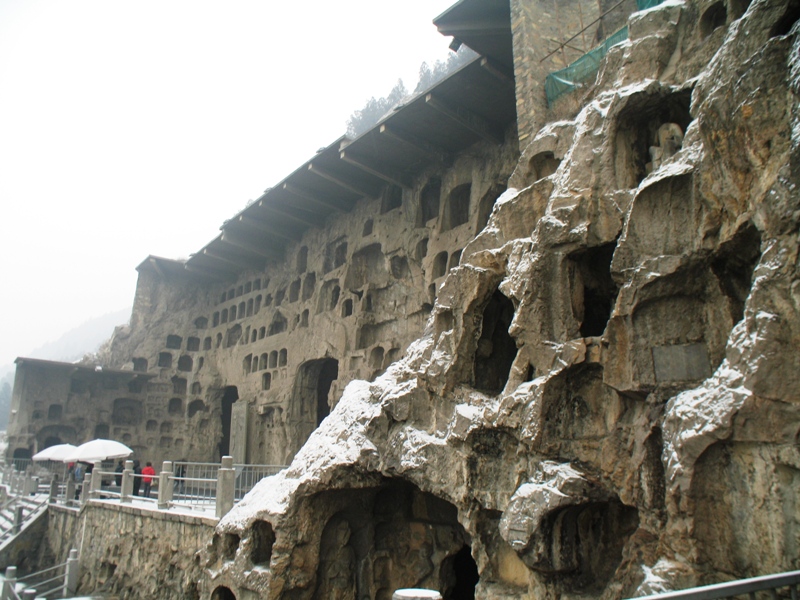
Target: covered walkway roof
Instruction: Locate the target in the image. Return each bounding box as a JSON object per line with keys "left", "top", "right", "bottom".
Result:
{"left": 433, "top": 0, "right": 513, "bottom": 69}
{"left": 145, "top": 31, "right": 517, "bottom": 282}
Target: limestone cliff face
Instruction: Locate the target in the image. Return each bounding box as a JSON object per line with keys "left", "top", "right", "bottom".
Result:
{"left": 202, "top": 1, "right": 800, "bottom": 599}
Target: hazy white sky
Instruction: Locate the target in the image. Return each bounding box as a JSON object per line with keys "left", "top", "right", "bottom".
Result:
{"left": 0, "top": 0, "right": 457, "bottom": 367}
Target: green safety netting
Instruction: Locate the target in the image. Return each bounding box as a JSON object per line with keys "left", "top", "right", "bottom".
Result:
{"left": 637, "top": 0, "right": 666, "bottom": 10}
{"left": 544, "top": 0, "right": 666, "bottom": 105}
{"left": 544, "top": 26, "right": 629, "bottom": 105}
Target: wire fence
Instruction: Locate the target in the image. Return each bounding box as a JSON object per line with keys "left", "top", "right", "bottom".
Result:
{"left": 545, "top": 0, "right": 667, "bottom": 104}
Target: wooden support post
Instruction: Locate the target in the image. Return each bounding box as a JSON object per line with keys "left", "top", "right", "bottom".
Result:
{"left": 424, "top": 94, "right": 504, "bottom": 144}
{"left": 339, "top": 150, "right": 410, "bottom": 188}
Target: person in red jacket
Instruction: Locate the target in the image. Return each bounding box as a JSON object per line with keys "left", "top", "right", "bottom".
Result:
{"left": 142, "top": 462, "right": 156, "bottom": 498}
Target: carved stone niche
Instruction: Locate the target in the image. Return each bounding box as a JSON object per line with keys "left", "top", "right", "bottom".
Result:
{"left": 500, "top": 462, "right": 638, "bottom": 594}
{"left": 290, "top": 479, "right": 480, "bottom": 600}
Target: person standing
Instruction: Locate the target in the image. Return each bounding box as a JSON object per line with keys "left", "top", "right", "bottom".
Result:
{"left": 114, "top": 461, "right": 123, "bottom": 487}
{"left": 132, "top": 460, "right": 142, "bottom": 496}
{"left": 142, "top": 462, "right": 156, "bottom": 498}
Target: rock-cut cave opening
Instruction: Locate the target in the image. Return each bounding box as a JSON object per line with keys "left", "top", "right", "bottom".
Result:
{"left": 474, "top": 289, "right": 517, "bottom": 395}
{"left": 308, "top": 479, "right": 477, "bottom": 600}
{"left": 568, "top": 241, "right": 619, "bottom": 338}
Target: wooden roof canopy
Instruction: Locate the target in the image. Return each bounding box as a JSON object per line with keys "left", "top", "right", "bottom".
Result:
{"left": 150, "top": 4, "right": 516, "bottom": 282}
{"left": 433, "top": 0, "right": 513, "bottom": 69}
{"left": 14, "top": 357, "right": 156, "bottom": 382}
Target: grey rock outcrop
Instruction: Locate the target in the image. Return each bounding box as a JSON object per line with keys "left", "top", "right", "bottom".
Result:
{"left": 201, "top": 1, "right": 800, "bottom": 599}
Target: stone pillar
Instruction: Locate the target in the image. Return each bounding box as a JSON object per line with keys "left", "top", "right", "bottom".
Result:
{"left": 90, "top": 468, "right": 102, "bottom": 499}
{"left": 120, "top": 460, "right": 134, "bottom": 503}
{"left": 65, "top": 478, "right": 75, "bottom": 505}
{"left": 2, "top": 566, "right": 17, "bottom": 599}
{"left": 216, "top": 456, "right": 235, "bottom": 518}
{"left": 22, "top": 474, "right": 33, "bottom": 496}
{"left": 158, "top": 461, "right": 173, "bottom": 509}
{"left": 65, "top": 548, "right": 79, "bottom": 596}
{"left": 79, "top": 473, "right": 91, "bottom": 506}
{"left": 13, "top": 506, "right": 24, "bottom": 534}
{"left": 48, "top": 475, "right": 59, "bottom": 504}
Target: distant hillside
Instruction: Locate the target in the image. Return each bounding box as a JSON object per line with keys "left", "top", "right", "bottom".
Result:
{"left": 0, "top": 308, "right": 131, "bottom": 430}
{"left": 27, "top": 308, "right": 130, "bottom": 363}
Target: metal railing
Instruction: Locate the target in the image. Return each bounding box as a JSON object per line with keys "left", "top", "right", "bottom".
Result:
{"left": 0, "top": 549, "right": 79, "bottom": 599}
{"left": 629, "top": 570, "right": 800, "bottom": 600}
{"left": 80, "top": 457, "right": 287, "bottom": 518}
{"left": 2, "top": 456, "right": 287, "bottom": 520}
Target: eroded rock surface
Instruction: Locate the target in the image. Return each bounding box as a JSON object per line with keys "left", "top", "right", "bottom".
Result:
{"left": 203, "top": 2, "right": 800, "bottom": 599}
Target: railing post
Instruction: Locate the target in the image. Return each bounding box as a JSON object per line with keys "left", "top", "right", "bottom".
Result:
{"left": 22, "top": 589, "right": 37, "bottom": 599}
{"left": 65, "top": 548, "right": 79, "bottom": 597}
{"left": 216, "top": 456, "right": 235, "bottom": 518}
{"left": 2, "top": 566, "right": 17, "bottom": 600}
{"left": 22, "top": 473, "right": 32, "bottom": 496}
{"left": 65, "top": 476, "right": 76, "bottom": 505}
{"left": 13, "top": 506, "right": 24, "bottom": 534}
{"left": 158, "top": 461, "right": 173, "bottom": 510}
{"left": 49, "top": 475, "right": 59, "bottom": 504}
{"left": 120, "top": 460, "right": 133, "bottom": 503}
{"left": 90, "top": 469, "right": 102, "bottom": 499}
{"left": 79, "top": 473, "right": 91, "bottom": 506}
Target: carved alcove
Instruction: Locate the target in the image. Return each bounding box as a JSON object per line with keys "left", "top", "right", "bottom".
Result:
{"left": 614, "top": 89, "right": 692, "bottom": 188}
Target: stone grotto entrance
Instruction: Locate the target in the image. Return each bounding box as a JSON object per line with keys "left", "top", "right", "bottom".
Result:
{"left": 305, "top": 479, "right": 479, "bottom": 600}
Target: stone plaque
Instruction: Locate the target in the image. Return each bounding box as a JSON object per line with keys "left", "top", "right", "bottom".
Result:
{"left": 230, "top": 401, "right": 248, "bottom": 464}
{"left": 652, "top": 343, "right": 712, "bottom": 382}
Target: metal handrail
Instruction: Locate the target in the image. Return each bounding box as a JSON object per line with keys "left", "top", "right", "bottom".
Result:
{"left": 630, "top": 570, "right": 800, "bottom": 600}
{"left": 1, "top": 549, "right": 78, "bottom": 599}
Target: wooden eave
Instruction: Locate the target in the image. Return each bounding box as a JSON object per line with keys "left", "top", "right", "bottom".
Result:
{"left": 164, "top": 52, "right": 517, "bottom": 281}
{"left": 434, "top": 0, "right": 513, "bottom": 68}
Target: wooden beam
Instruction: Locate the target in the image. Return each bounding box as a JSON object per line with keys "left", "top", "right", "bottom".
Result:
{"left": 184, "top": 262, "right": 234, "bottom": 281}
{"left": 479, "top": 57, "right": 515, "bottom": 87}
{"left": 379, "top": 124, "right": 451, "bottom": 164}
{"left": 339, "top": 150, "right": 410, "bottom": 188}
{"left": 282, "top": 183, "right": 347, "bottom": 212}
{"left": 425, "top": 93, "right": 504, "bottom": 144}
{"left": 307, "top": 163, "right": 372, "bottom": 197}
{"left": 257, "top": 199, "right": 323, "bottom": 228}
{"left": 438, "top": 19, "right": 509, "bottom": 35}
{"left": 235, "top": 215, "right": 299, "bottom": 242}
{"left": 203, "top": 247, "right": 265, "bottom": 272}
{"left": 220, "top": 230, "right": 282, "bottom": 259}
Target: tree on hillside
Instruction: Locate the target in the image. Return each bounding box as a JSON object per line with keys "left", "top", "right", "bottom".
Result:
{"left": 0, "top": 381, "right": 11, "bottom": 431}
{"left": 414, "top": 46, "right": 476, "bottom": 93}
{"left": 346, "top": 79, "right": 408, "bottom": 138}
{"left": 345, "top": 46, "right": 477, "bottom": 138}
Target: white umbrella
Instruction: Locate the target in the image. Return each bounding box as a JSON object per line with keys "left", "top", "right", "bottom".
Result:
{"left": 64, "top": 439, "right": 133, "bottom": 463}
{"left": 32, "top": 443, "right": 78, "bottom": 461}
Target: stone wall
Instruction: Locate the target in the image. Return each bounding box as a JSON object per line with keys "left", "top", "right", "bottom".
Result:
{"left": 6, "top": 361, "right": 153, "bottom": 461}
{"left": 44, "top": 503, "right": 213, "bottom": 599}
{"left": 6, "top": 0, "right": 800, "bottom": 598}
{"left": 98, "top": 137, "right": 518, "bottom": 468}
{"left": 202, "top": 1, "right": 800, "bottom": 599}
